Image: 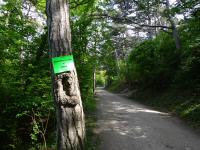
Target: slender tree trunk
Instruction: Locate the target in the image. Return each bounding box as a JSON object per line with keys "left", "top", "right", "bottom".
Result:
{"left": 166, "top": 0, "right": 181, "bottom": 49}
{"left": 147, "top": 1, "right": 153, "bottom": 39}
{"left": 147, "top": 15, "right": 153, "bottom": 39}
{"left": 171, "top": 24, "right": 181, "bottom": 49}
{"left": 93, "top": 70, "right": 96, "bottom": 93}
{"left": 114, "top": 49, "right": 120, "bottom": 77}
{"left": 46, "top": 0, "right": 85, "bottom": 150}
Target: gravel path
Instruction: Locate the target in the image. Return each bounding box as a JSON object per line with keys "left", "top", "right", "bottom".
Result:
{"left": 96, "top": 89, "right": 200, "bottom": 150}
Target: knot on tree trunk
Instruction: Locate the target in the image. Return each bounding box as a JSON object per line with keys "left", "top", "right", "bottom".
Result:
{"left": 55, "top": 72, "right": 80, "bottom": 107}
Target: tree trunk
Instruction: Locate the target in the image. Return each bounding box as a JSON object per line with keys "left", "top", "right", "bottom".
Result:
{"left": 93, "top": 70, "right": 96, "bottom": 94}
{"left": 114, "top": 49, "right": 120, "bottom": 77}
{"left": 46, "top": 0, "right": 85, "bottom": 150}
{"left": 171, "top": 24, "right": 181, "bottom": 49}
{"left": 147, "top": 1, "right": 153, "bottom": 39}
{"left": 166, "top": 0, "right": 181, "bottom": 49}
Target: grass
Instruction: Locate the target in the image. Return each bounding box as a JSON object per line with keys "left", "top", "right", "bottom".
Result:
{"left": 130, "top": 88, "right": 200, "bottom": 128}
{"left": 107, "top": 77, "right": 127, "bottom": 92}
{"left": 108, "top": 78, "right": 200, "bottom": 132}
{"left": 85, "top": 116, "right": 99, "bottom": 150}
{"left": 84, "top": 95, "right": 99, "bottom": 150}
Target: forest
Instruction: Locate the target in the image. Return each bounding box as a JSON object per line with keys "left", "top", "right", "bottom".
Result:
{"left": 0, "top": 0, "right": 199, "bottom": 149}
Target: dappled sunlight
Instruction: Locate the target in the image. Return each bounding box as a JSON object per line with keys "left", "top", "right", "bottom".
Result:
{"left": 111, "top": 101, "right": 121, "bottom": 104}
{"left": 126, "top": 108, "right": 168, "bottom": 115}
{"left": 97, "top": 89, "right": 170, "bottom": 117}
{"left": 96, "top": 90, "right": 108, "bottom": 96}
{"left": 112, "top": 100, "right": 169, "bottom": 115}
{"left": 96, "top": 90, "right": 171, "bottom": 142}
{"left": 97, "top": 119, "right": 147, "bottom": 140}
{"left": 96, "top": 90, "right": 200, "bottom": 150}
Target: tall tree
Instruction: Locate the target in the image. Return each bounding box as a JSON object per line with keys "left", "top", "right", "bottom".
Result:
{"left": 46, "top": 0, "right": 85, "bottom": 149}
{"left": 165, "top": 0, "right": 181, "bottom": 49}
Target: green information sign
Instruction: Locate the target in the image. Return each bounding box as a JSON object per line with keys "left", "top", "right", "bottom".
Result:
{"left": 52, "top": 55, "right": 75, "bottom": 74}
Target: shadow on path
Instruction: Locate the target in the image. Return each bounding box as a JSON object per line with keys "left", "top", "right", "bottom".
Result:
{"left": 96, "top": 89, "right": 200, "bottom": 150}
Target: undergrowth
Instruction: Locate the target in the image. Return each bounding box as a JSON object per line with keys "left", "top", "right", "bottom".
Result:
{"left": 84, "top": 95, "right": 99, "bottom": 150}
{"left": 130, "top": 88, "right": 200, "bottom": 128}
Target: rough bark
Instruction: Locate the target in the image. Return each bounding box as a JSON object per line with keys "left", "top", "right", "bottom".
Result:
{"left": 46, "top": 0, "right": 85, "bottom": 149}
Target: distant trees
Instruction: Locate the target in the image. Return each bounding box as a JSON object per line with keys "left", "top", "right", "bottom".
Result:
{"left": 102, "top": 0, "right": 199, "bottom": 49}
{"left": 96, "top": 0, "right": 200, "bottom": 91}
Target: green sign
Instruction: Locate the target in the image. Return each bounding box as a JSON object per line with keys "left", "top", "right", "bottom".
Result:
{"left": 52, "top": 55, "right": 75, "bottom": 74}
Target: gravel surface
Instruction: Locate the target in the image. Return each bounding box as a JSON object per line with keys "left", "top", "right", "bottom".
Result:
{"left": 96, "top": 89, "right": 200, "bottom": 150}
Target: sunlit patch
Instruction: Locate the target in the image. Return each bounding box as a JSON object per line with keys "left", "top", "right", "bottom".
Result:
{"left": 126, "top": 108, "right": 169, "bottom": 115}
{"left": 111, "top": 101, "right": 121, "bottom": 104}
{"left": 96, "top": 90, "right": 170, "bottom": 141}
{"left": 112, "top": 101, "right": 169, "bottom": 115}
{"left": 97, "top": 118, "right": 147, "bottom": 139}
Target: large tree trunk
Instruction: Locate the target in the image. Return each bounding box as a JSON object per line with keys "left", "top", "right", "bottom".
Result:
{"left": 46, "top": 0, "right": 85, "bottom": 149}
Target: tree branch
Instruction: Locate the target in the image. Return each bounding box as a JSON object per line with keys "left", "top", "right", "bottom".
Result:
{"left": 161, "top": 28, "right": 173, "bottom": 34}
{"left": 93, "top": 13, "right": 172, "bottom": 29}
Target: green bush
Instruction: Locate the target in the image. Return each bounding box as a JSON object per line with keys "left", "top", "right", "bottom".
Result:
{"left": 127, "top": 32, "right": 180, "bottom": 89}
{"left": 96, "top": 71, "right": 106, "bottom": 87}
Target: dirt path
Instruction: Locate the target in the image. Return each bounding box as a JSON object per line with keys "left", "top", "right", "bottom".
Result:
{"left": 96, "top": 89, "right": 200, "bottom": 150}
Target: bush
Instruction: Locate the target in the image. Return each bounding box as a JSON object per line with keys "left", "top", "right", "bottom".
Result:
{"left": 127, "top": 32, "right": 180, "bottom": 89}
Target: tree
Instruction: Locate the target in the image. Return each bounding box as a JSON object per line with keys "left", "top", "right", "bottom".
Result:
{"left": 101, "top": 0, "right": 182, "bottom": 49}
{"left": 46, "top": 0, "right": 85, "bottom": 149}
{"left": 164, "top": 0, "right": 181, "bottom": 49}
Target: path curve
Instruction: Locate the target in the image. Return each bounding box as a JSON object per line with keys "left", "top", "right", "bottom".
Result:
{"left": 96, "top": 89, "right": 200, "bottom": 150}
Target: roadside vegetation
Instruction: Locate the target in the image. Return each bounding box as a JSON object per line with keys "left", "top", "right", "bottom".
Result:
{"left": 0, "top": 0, "right": 199, "bottom": 149}
{"left": 107, "top": 12, "right": 200, "bottom": 128}
{"left": 0, "top": 0, "right": 98, "bottom": 149}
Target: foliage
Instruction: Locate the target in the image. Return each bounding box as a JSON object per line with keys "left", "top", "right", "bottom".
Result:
{"left": 0, "top": 0, "right": 199, "bottom": 149}
{"left": 0, "top": 0, "right": 98, "bottom": 149}
{"left": 70, "top": 0, "right": 97, "bottom": 115}
{"left": 127, "top": 32, "right": 179, "bottom": 89}
{"left": 105, "top": 6, "right": 200, "bottom": 127}
{"left": 131, "top": 88, "right": 200, "bottom": 128}
{"left": 96, "top": 71, "right": 106, "bottom": 87}
{"left": 174, "top": 14, "right": 200, "bottom": 90}
{"left": 114, "top": 13, "right": 200, "bottom": 92}
{"left": 0, "top": 1, "right": 55, "bottom": 149}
